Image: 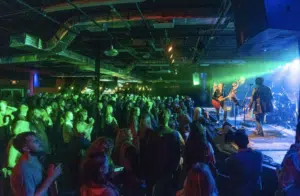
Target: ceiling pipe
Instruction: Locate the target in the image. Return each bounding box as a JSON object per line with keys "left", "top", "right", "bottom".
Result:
{"left": 43, "top": 0, "right": 146, "bottom": 13}
{"left": 191, "top": 0, "right": 231, "bottom": 62}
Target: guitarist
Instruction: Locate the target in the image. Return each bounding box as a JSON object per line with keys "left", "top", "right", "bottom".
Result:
{"left": 249, "top": 77, "right": 273, "bottom": 136}
{"left": 212, "top": 83, "right": 227, "bottom": 123}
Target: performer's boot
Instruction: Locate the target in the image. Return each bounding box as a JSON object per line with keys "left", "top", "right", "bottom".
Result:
{"left": 256, "top": 122, "right": 264, "bottom": 136}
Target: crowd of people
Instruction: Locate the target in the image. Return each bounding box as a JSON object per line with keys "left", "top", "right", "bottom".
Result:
{"left": 0, "top": 90, "right": 299, "bottom": 196}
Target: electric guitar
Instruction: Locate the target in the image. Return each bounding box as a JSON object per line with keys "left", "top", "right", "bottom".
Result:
{"left": 212, "top": 96, "right": 230, "bottom": 109}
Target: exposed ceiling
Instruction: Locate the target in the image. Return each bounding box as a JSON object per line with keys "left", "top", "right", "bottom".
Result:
{"left": 0, "top": 0, "right": 295, "bottom": 82}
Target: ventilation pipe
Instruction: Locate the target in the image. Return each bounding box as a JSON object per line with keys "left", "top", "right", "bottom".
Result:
{"left": 43, "top": 0, "right": 146, "bottom": 13}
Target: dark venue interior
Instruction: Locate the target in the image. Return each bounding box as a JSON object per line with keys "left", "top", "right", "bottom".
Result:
{"left": 0, "top": 0, "right": 300, "bottom": 196}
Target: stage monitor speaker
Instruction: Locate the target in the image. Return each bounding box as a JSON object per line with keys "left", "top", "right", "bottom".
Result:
{"left": 232, "top": 0, "right": 300, "bottom": 52}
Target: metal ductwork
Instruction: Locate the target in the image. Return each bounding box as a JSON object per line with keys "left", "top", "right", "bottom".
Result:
{"left": 136, "top": 63, "right": 169, "bottom": 67}
{"left": 8, "top": 10, "right": 222, "bottom": 80}
{"left": 0, "top": 54, "right": 50, "bottom": 64}
{"left": 198, "top": 59, "right": 246, "bottom": 65}
{"left": 147, "top": 70, "right": 171, "bottom": 74}
{"left": 0, "top": 53, "right": 139, "bottom": 81}
{"left": 10, "top": 14, "right": 224, "bottom": 53}
{"left": 43, "top": 0, "right": 146, "bottom": 13}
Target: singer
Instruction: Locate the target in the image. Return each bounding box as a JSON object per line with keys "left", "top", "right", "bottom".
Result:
{"left": 248, "top": 77, "right": 273, "bottom": 136}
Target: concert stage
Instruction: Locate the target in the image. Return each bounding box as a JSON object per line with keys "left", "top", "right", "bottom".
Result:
{"left": 204, "top": 107, "right": 296, "bottom": 165}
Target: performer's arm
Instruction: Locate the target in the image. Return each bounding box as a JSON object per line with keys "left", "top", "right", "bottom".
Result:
{"left": 213, "top": 83, "right": 217, "bottom": 94}
{"left": 269, "top": 88, "right": 273, "bottom": 100}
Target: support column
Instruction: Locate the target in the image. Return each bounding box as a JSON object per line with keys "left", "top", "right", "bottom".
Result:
{"left": 29, "top": 71, "right": 34, "bottom": 96}
{"left": 95, "top": 55, "right": 100, "bottom": 103}
{"left": 94, "top": 55, "right": 100, "bottom": 138}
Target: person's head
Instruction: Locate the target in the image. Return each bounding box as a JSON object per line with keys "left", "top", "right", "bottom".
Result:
{"left": 82, "top": 152, "right": 109, "bottom": 185}
{"left": 140, "top": 114, "right": 152, "bottom": 129}
{"left": 234, "top": 129, "right": 249, "bottom": 149}
{"left": 106, "top": 105, "right": 113, "bottom": 116}
{"left": 0, "top": 100, "right": 7, "bottom": 112}
{"left": 158, "top": 109, "right": 171, "bottom": 126}
{"left": 51, "top": 102, "right": 58, "bottom": 111}
{"left": 46, "top": 105, "right": 52, "bottom": 115}
{"left": 13, "top": 132, "right": 44, "bottom": 154}
{"left": 87, "top": 137, "right": 114, "bottom": 157}
{"left": 116, "top": 128, "right": 133, "bottom": 144}
{"left": 20, "top": 104, "right": 29, "bottom": 115}
{"left": 255, "top": 77, "right": 264, "bottom": 86}
{"left": 132, "top": 107, "right": 140, "bottom": 117}
{"left": 33, "top": 108, "right": 42, "bottom": 119}
{"left": 146, "top": 101, "right": 153, "bottom": 111}
{"left": 58, "top": 99, "right": 65, "bottom": 107}
{"left": 183, "top": 163, "right": 218, "bottom": 196}
{"left": 193, "top": 107, "right": 202, "bottom": 121}
{"left": 217, "top": 83, "right": 224, "bottom": 90}
{"left": 98, "top": 102, "right": 103, "bottom": 110}
{"left": 65, "top": 111, "right": 74, "bottom": 122}
{"left": 78, "top": 109, "right": 88, "bottom": 121}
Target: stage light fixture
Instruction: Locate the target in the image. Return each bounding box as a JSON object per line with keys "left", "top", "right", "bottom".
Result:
{"left": 284, "top": 63, "right": 291, "bottom": 69}
{"left": 170, "top": 54, "right": 173, "bottom": 59}
{"left": 58, "top": 86, "right": 61, "bottom": 90}
{"left": 71, "top": 86, "right": 74, "bottom": 90}
{"left": 293, "top": 59, "right": 300, "bottom": 65}
{"left": 168, "top": 46, "right": 173, "bottom": 52}
{"left": 172, "top": 59, "right": 175, "bottom": 64}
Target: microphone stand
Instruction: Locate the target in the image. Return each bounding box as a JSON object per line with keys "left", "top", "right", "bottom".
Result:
{"left": 240, "top": 84, "right": 253, "bottom": 128}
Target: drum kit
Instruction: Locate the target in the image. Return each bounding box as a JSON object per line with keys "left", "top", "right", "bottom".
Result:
{"left": 267, "top": 91, "right": 297, "bottom": 128}
{"left": 242, "top": 88, "right": 298, "bottom": 129}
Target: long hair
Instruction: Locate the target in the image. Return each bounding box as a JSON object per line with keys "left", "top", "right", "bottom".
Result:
{"left": 183, "top": 163, "right": 218, "bottom": 196}
{"left": 185, "top": 123, "right": 209, "bottom": 171}
{"left": 81, "top": 153, "right": 108, "bottom": 185}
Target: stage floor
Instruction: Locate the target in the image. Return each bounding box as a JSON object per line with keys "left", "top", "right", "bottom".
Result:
{"left": 230, "top": 118, "right": 295, "bottom": 165}
{"left": 204, "top": 108, "right": 295, "bottom": 165}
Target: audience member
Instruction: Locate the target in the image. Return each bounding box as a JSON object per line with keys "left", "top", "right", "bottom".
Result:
{"left": 177, "top": 163, "right": 218, "bottom": 196}
{"left": 10, "top": 132, "right": 62, "bottom": 196}
{"left": 81, "top": 152, "right": 119, "bottom": 196}
{"left": 224, "top": 130, "right": 263, "bottom": 196}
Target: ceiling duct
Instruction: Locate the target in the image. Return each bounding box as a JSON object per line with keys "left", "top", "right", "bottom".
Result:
{"left": 43, "top": 0, "right": 146, "bottom": 13}
{"left": 198, "top": 59, "right": 246, "bottom": 65}
{"left": 147, "top": 70, "right": 171, "bottom": 74}
{"left": 10, "top": 13, "right": 217, "bottom": 54}
{"left": 7, "top": 9, "right": 221, "bottom": 80}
